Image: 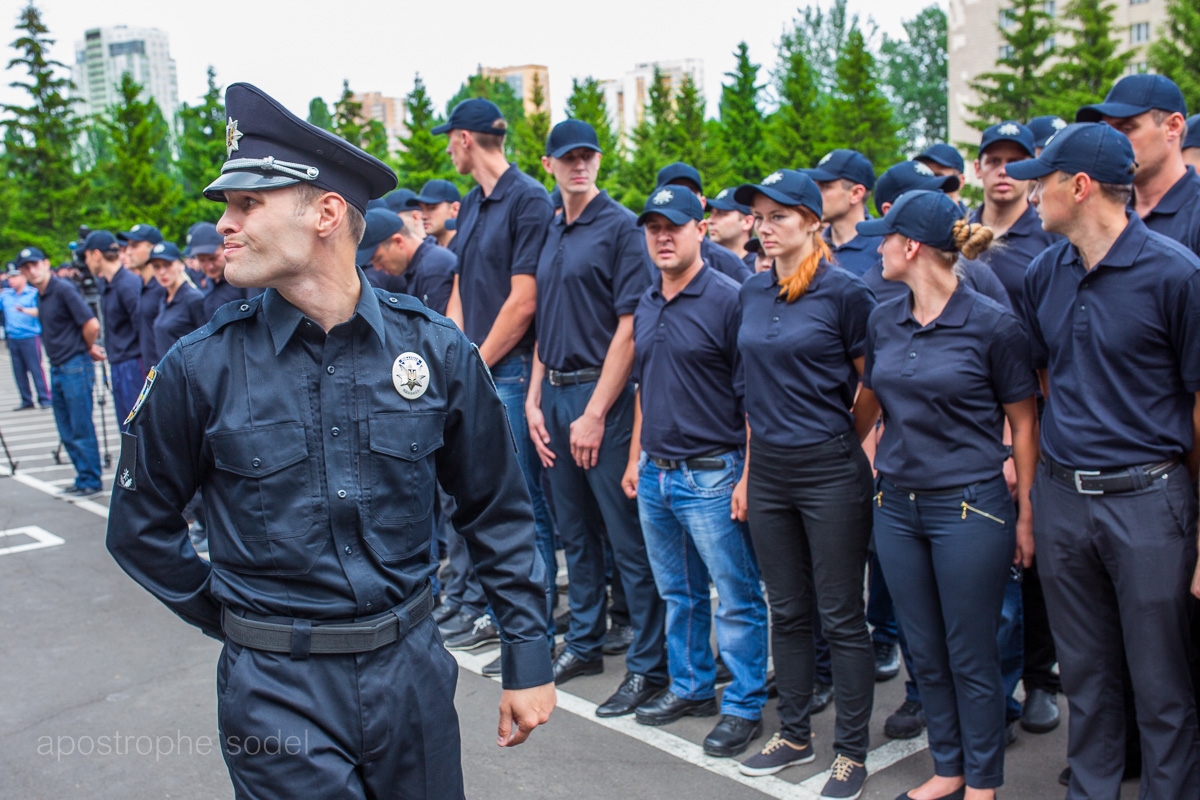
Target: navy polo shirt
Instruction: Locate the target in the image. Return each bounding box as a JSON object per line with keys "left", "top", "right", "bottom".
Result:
{"left": 403, "top": 238, "right": 456, "bottom": 315}
{"left": 37, "top": 276, "right": 95, "bottom": 366}
{"left": 970, "top": 203, "right": 1061, "bottom": 310}
{"left": 1143, "top": 166, "right": 1200, "bottom": 256}
{"left": 738, "top": 262, "right": 876, "bottom": 448}
{"left": 861, "top": 257, "right": 1012, "bottom": 309}
{"left": 152, "top": 283, "right": 207, "bottom": 363}
{"left": 1020, "top": 215, "right": 1200, "bottom": 468}
{"left": 633, "top": 266, "right": 745, "bottom": 460}
{"left": 136, "top": 279, "right": 166, "bottom": 366}
{"left": 742, "top": 251, "right": 757, "bottom": 272}
{"left": 201, "top": 277, "right": 248, "bottom": 322}
{"left": 450, "top": 164, "right": 553, "bottom": 348}
{"left": 826, "top": 229, "right": 884, "bottom": 277}
{"left": 864, "top": 285, "right": 1036, "bottom": 489}
{"left": 535, "top": 191, "right": 652, "bottom": 371}
{"left": 99, "top": 266, "right": 143, "bottom": 364}
{"left": 701, "top": 238, "right": 753, "bottom": 283}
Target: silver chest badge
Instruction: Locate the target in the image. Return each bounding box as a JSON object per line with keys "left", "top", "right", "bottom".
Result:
{"left": 393, "top": 352, "right": 429, "bottom": 400}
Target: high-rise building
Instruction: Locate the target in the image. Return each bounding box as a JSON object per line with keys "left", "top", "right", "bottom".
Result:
{"left": 948, "top": 0, "right": 1170, "bottom": 151}
{"left": 600, "top": 59, "right": 704, "bottom": 143}
{"left": 479, "top": 64, "right": 551, "bottom": 117}
{"left": 71, "top": 26, "right": 179, "bottom": 119}
{"left": 352, "top": 91, "right": 409, "bottom": 154}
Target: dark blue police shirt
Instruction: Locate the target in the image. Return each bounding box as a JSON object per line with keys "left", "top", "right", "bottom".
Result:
{"left": 864, "top": 285, "right": 1036, "bottom": 489}
{"left": 100, "top": 266, "right": 143, "bottom": 364}
{"left": 450, "top": 164, "right": 553, "bottom": 349}
{"left": 1143, "top": 165, "right": 1200, "bottom": 256}
{"left": 826, "top": 229, "right": 884, "bottom": 277}
{"left": 535, "top": 191, "right": 652, "bottom": 371}
{"left": 152, "top": 282, "right": 207, "bottom": 364}
{"left": 861, "top": 256, "right": 1013, "bottom": 309}
{"left": 38, "top": 276, "right": 95, "bottom": 366}
{"left": 701, "top": 238, "right": 753, "bottom": 283}
{"left": 107, "top": 270, "right": 552, "bottom": 690}
{"left": 742, "top": 251, "right": 757, "bottom": 272}
{"left": 403, "top": 238, "right": 456, "bottom": 315}
{"left": 738, "top": 262, "right": 876, "bottom": 448}
{"left": 970, "top": 203, "right": 1061, "bottom": 310}
{"left": 1020, "top": 215, "right": 1200, "bottom": 468}
{"left": 136, "top": 279, "right": 166, "bottom": 367}
{"left": 201, "top": 278, "right": 248, "bottom": 322}
{"left": 633, "top": 265, "right": 745, "bottom": 460}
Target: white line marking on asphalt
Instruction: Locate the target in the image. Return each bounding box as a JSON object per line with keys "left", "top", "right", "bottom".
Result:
{"left": 0, "top": 525, "right": 65, "bottom": 556}
{"left": 2, "top": 468, "right": 111, "bottom": 519}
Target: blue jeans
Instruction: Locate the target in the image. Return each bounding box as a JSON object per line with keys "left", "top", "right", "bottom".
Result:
{"left": 50, "top": 353, "right": 102, "bottom": 491}
{"left": 492, "top": 352, "right": 557, "bottom": 646}
{"left": 8, "top": 336, "right": 49, "bottom": 406}
{"left": 109, "top": 358, "right": 143, "bottom": 431}
{"left": 638, "top": 451, "right": 769, "bottom": 719}
{"left": 999, "top": 569, "right": 1024, "bottom": 723}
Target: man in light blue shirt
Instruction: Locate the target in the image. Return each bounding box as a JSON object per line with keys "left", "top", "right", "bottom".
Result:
{"left": 1, "top": 267, "right": 49, "bottom": 410}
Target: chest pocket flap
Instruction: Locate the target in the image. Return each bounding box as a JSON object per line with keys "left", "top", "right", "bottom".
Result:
{"left": 368, "top": 411, "right": 445, "bottom": 461}
{"left": 211, "top": 423, "right": 308, "bottom": 477}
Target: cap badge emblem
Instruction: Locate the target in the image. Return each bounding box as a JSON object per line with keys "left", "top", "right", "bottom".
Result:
{"left": 716, "top": 189, "right": 729, "bottom": 199}
{"left": 153, "top": 244, "right": 164, "bottom": 253}
{"left": 998, "top": 123, "right": 1021, "bottom": 136}
{"left": 19, "top": 248, "right": 30, "bottom": 258}
{"left": 652, "top": 188, "right": 674, "bottom": 205}
{"left": 763, "top": 172, "right": 783, "bottom": 185}
{"left": 914, "top": 161, "right": 934, "bottom": 176}
{"left": 226, "top": 117, "right": 244, "bottom": 158}
{"left": 818, "top": 152, "right": 833, "bottom": 165}
{"left": 1052, "top": 118, "right": 1067, "bottom": 130}
{"left": 393, "top": 352, "right": 430, "bottom": 400}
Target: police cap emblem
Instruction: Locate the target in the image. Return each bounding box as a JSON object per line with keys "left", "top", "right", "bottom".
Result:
{"left": 914, "top": 161, "right": 934, "bottom": 176}
{"left": 19, "top": 248, "right": 30, "bottom": 258}
{"left": 998, "top": 123, "right": 1021, "bottom": 136}
{"left": 226, "top": 117, "right": 244, "bottom": 158}
{"left": 818, "top": 152, "right": 833, "bottom": 166}
{"left": 1052, "top": 118, "right": 1067, "bottom": 131}
{"left": 392, "top": 352, "right": 430, "bottom": 400}
{"left": 652, "top": 188, "right": 674, "bottom": 205}
{"left": 716, "top": 189, "right": 730, "bottom": 199}
{"left": 762, "top": 172, "right": 784, "bottom": 185}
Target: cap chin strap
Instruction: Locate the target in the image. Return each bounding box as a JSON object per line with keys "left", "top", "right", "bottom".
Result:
{"left": 222, "top": 155, "right": 320, "bottom": 182}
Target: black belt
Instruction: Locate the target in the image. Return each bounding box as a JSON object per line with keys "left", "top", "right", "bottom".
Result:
{"left": 547, "top": 367, "right": 602, "bottom": 387}
{"left": 221, "top": 583, "right": 434, "bottom": 659}
{"left": 650, "top": 449, "right": 736, "bottom": 471}
{"left": 1045, "top": 457, "right": 1180, "bottom": 495}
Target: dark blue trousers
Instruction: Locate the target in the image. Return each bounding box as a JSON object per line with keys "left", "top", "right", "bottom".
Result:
{"left": 109, "top": 357, "right": 142, "bottom": 431}
{"left": 8, "top": 336, "right": 49, "bottom": 406}
{"left": 218, "top": 616, "right": 464, "bottom": 799}
{"left": 1034, "top": 461, "right": 1200, "bottom": 800}
{"left": 541, "top": 379, "right": 666, "bottom": 680}
{"left": 874, "top": 475, "right": 1014, "bottom": 789}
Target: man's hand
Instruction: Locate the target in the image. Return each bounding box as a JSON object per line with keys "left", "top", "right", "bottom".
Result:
{"left": 497, "top": 683, "right": 556, "bottom": 747}
{"left": 731, "top": 475, "right": 749, "bottom": 522}
{"left": 89, "top": 344, "right": 106, "bottom": 362}
{"left": 621, "top": 459, "right": 639, "bottom": 499}
{"left": 1192, "top": 558, "right": 1200, "bottom": 600}
{"left": 569, "top": 410, "right": 605, "bottom": 469}
{"left": 526, "top": 400, "right": 556, "bottom": 469}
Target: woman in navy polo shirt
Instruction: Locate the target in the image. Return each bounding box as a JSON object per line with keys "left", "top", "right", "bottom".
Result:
{"left": 732, "top": 169, "right": 876, "bottom": 800}
{"left": 856, "top": 191, "right": 1038, "bottom": 800}
{"left": 149, "top": 242, "right": 207, "bottom": 364}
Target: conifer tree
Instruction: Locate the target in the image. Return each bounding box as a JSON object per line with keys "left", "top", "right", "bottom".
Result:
{"left": 880, "top": 5, "right": 949, "bottom": 151}
{"left": 564, "top": 77, "right": 618, "bottom": 187}
{"left": 765, "top": 30, "right": 829, "bottom": 171}
{"left": 831, "top": 28, "right": 903, "bottom": 171}
{"left": 718, "top": 42, "right": 766, "bottom": 183}
{"left": 966, "top": 0, "right": 1056, "bottom": 130}
{"left": 174, "top": 66, "right": 226, "bottom": 224}
{"left": 1046, "top": 0, "right": 1132, "bottom": 118}
{"left": 395, "top": 74, "right": 457, "bottom": 190}
{"left": 1149, "top": 0, "right": 1200, "bottom": 114}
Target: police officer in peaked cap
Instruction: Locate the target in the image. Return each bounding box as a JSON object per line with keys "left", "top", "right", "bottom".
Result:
{"left": 105, "top": 82, "right": 555, "bottom": 799}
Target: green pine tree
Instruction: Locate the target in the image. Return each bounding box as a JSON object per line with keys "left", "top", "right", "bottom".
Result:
{"left": 394, "top": 74, "right": 457, "bottom": 190}
{"left": 1, "top": 2, "right": 87, "bottom": 259}
{"left": 832, "top": 28, "right": 903, "bottom": 171}
{"left": 1149, "top": 0, "right": 1200, "bottom": 115}
{"left": 1045, "top": 0, "right": 1132, "bottom": 118}
{"left": 880, "top": 5, "right": 949, "bottom": 152}
{"left": 516, "top": 71, "right": 552, "bottom": 188}
{"left": 966, "top": 0, "right": 1057, "bottom": 130}
{"left": 307, "top": 97, "right": 333, "bottom": 131}
{"left": 174, "top": 66, "right": 226, "bottom": 224}
{"left": 333, "top": 80, "right": 389, "bottom": 161}
{"left": 764, "top": 29, "right": 830, "bottom": 172}
{"left": 718, "top": 42, "right": 766, "bottom": 184}
{"left": 563, "top": 77, "right": 618, "bottom": 186}
{"left": 614, "top": 67, "right": 673, "bottom": 210}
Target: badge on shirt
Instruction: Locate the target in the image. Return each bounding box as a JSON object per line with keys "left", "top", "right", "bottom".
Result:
{"left": 124, "top": 366, "right": 158, "bottom": 427}
{"left": 392, "top": 352, "right": 429, "bottom": 400}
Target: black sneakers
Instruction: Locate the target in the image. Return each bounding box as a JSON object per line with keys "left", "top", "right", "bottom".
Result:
{"left": 819, "top": 754, "right": 867, "bottom": 799}
{"left": 739, "top": 733, "right": 816, "bottom": 776}
{"left": 884, "top": 699, "right": 926, "bottom": 739}
{"left": 444, "top": 613, "right": 500, "bottom": 650}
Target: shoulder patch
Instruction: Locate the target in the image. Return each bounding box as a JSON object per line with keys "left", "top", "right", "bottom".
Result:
{"left": 124, "top": 366, "right": 158, "bottom": 427}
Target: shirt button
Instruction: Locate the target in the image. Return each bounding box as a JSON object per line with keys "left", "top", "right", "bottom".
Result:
{"left": 388, "top": 297, "right": 398, "bottom": 303}
{"left": 337, "top": 490, "right": 347, "bottom": 499}
{"left": 772, "top": 316, "right": 780, "bottom": 322}
{"left": 331, "top": 427, "right": 340, "bottom": 437}
{"left": 327, "top": 365, "right": 335, "bottom": 374}
{"left": 344, "top": 546, "right": 352, "bottom": 555}
{"left": 365, "top": 602, "right": 372, "bottom": 610}
{"left": 909, "top": 493, "right": 916, "bottom": 501}
{"left": 410, "top": 443, "right": 419, "bottom": 452}
{"left": 251, "top": 458, "right": 261, "bottom": 468}
{"left": 658, "top": 323, "right": 665, "bottom": 328}
{"left": 239, "top": 304, "right": 249, "bottom": 312}
{"left": 908, "top": 352, "right": 917, "bottom": 358}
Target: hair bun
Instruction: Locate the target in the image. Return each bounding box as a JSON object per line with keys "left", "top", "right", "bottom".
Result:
{"left": 951, "top": 219, "right": 994, "bottom": 260}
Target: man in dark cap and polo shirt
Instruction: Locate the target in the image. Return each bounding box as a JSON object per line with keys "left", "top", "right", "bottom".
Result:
{"left": 804, "top": 149, "right": 882, "bottom": 278}
{"left": 410, "top": 178, "right": 462, "bottom": 248}
{"left": 1078, "top": 74, "right": 1200, "bottom": 256}
{"left": 1028, "top": 115, "right": 1068, "bottom": 154}
{"left": 437, "top": 97, "right": 558, "bottom": 666}
{"left": 915, "top": 143, "right": 966, "bottom": 204}
{"left": 707, "top": 187, "right": 757, "bottom": 269}
{"left": 657, "top": 162, "right": 753, "bottom": 283}
{"left": 186, "top": 222, "right": 250, "bottom": 321}
{"left": 82, "top": 230, "right": 143, "bottom": 428}
{"left": 1011, "top": 122, "right": 1200, "bottom": 800}
{"left": 526, "top": 119, "right": 669, "bottom": 715}
{"left": 1184, "top": 113, "right": 1200, "bottom": 171}
{"left": 106, "top": 83, "right": 555, "bottom": 799}
{"left": 357, "top": 207, "right": 456, "bottom": 316}
{"left": 382, "top": 188, "right": 426, "bottom": 237}
{"left": 121, "top": 224, "right": 167, "bottom": 377}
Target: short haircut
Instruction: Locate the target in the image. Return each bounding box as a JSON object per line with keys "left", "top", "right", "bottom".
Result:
{"left": 1097, "top": 180, "right": 1135, "bottom": 207}
{"left": 293, "top": 183, "right": 366, "bottom": 244}
{"left": 472, "top": 119, "right": 507, "bottom": 152}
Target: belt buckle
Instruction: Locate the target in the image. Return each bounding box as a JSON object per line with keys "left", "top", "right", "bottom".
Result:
{"left": 1073, "top": 469, "right": 1103, "bottom": 495}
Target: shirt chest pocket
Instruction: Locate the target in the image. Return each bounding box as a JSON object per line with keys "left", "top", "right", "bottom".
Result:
{"left": 363, "top": 411, "right": 445, "bottom": 561}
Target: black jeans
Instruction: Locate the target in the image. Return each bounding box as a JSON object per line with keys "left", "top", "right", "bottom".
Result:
{"left": 747, "top": 432, "right": 874, "bottom": 761}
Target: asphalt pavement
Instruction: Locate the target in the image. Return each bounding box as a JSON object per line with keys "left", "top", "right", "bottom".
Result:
{"left": 0, "top": 355, "right": 1142, "bottom": 799}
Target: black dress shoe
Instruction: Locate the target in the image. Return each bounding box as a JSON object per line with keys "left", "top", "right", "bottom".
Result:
{"left": 703, "top": 715, "right": 763, "bottom": 757}
{"left": 601, "top": 623, "right": 634, "bottom": 655}
{"left": 895, "top": 789, "right": 964, "bottom": 800}
{"left": 481, "top": 656, "right": 502, "bottom": 677}
{"left": 811, "top": 680, "right": 834, "bottom": 713}
{"left": 634, "top": 688, "right": 716, "bottom": 725}
{"left": 552, "top": 649, "right": 603, "bottom": 685}
{"left": 554, "top": 609, "right": 571, "bottom": 635}
{"left": 1020, "top": 688, "right": 1060, "bottom": 733}
{"left": 874, "top": 640, "right": 901, "bottom": 681}
{"left": 600, "top": 672, "right": 668, "bottom": 718}
{"left": 432, "top": 601, "right": 461, "bottom": 626}
{"left": 438, "top": 608, "right": 476, "bottom": 638}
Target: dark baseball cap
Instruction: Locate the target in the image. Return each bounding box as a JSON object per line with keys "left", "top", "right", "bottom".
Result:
{"left": 857, "top": 190, "right": 964, "bottom": 251}
{"left": 637, "top": 185, "right": 705, "bottom": 226}
{"left": 148, "top": 241, "right": 184, "bottom": 263}
{"left": 356, "top": 208, "right": 405, "bottom": 266}
{"left": 734, "top": 170, "right": 823, "bottom": 220}
{"left": 707, "top": 187, "right": 751, "bottom": 215}
{"left": 82, "top": 230, "right": 119, "bottom": 253}
{"left": 803, "top": 149, "right": 876, "bottom": 190}
{"left": 1184, "top": 114, "right": 1200, "bottom": 151}
{"left": 1006, "top": 122, "right": 1137, "bottom": 185}
{"left": 432, "top": 98, "right": 507, "bottom": 136}
{"left": 656, "top": 162, "right": 703, "bottom": 195}
{"left": 745, "top": 238, "right": 765, "bottom": 255}
{"left": 917, "top": 143, "right": 965, "bottom": 172}
{"left": 118, "top": 224, "right": 164, "bottom": 244}
{"left": 1077, "top": 74, "right": 1188, "bottom": 122}
{"left": 410, "top": 179, "right": 462, "bottom": 206}
{"left": 546, "top": 119, "right": 602, "bottom": 158}
{"left": 874, "top": 161, "right": 960, "bottom": 215}
{"left": 382, "top": 189, "right": 417, "bottom": 214}
{"left": 15, "top": 246, "right": 46, "bottom": 267}
{"left": 185, "top": 223, "right": 224, "bottom": 256}
{"left": 979, "top": 121, "right": 1036, "bottom": 158}
{"left": 1028, "top": 115, "right": 1069, "bottom": 149}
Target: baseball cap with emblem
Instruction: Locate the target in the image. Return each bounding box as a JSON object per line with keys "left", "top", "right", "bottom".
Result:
{"left": 148, "top": 242, "right": 184, "bottom": 263}
{"left": 82, "top": 230, "right": 120, "bottom": 253}
{"left": 545, "top": 119, "right": 602, "bottom": 158}
{"left": 874, "top": 161, "right": 960, "bottom": 215}
{"left": 409, "top": 179, "right": 462, "bottom": 207}
{"left": 803, "top": 149, "right": 876, "bottom": 191}
{"left": 1006, "top": 122, "right": 1138, "bottom": 184}
{"left": 734, "top": 170, "right": 824, "bottom": 220}
{"left": 656, "top": 162, "right": 704, "bottom": 195}
{"left": 15, "top": 246, "right": 46, "bottom": 267}
{"left": 1076, "top": 74, "right": 1188, "bottom": 122}
{"left": 979, "top": 121, "right": 1037, "bottom": 159}
{"left": 382, "top": 189, "right": 418, "bottom": 213}
{"left": 185, "top": 223, "right": 224, "bottom": 256}
{"left": 356, "top": 208, "right": 406, "bottom": 266}
{"left": 856, "top": 190, "right": 965, "bottom": 251}
{"left": 917, "top": 143, "right": 965, "bottom": 172}
{"left": 707, "top": 187, "right": 752, "bottom": 215}
{"left": 203, "top": 83, "right": 397, "bottom": 215}
{"left": 118, "top": 224, "right": 164, "bottom": 245}
{"left": 1028, "top": 116, "right": 1069, "bottom": 149}
{"left": 636, "top": 186, "right": 705, "bottom": 226}
{"left": 431, "top": 98, "right": 507, "bottom": 136}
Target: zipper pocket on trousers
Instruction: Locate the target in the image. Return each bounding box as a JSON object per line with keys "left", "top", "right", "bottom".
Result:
{"left": 961, "top": 502, "right": 1004, "bottom": 524}
{"left": 874, "top": 491, "right": 883, "bottom": 507}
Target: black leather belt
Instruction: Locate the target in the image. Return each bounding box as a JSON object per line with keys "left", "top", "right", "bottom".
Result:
{"left": 547, "top": 367, "right": 602, "bottom": 387}
{"left": 1046, "top": 457, "right": 1180, "bottom": 495}
{"left": 650, "top": 449, "right": 735, "bottom": 471}
{"left": 222, "top": 583, "right": 433, "bottom": 659}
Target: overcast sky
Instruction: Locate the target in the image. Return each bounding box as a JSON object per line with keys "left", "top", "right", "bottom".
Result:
{"left": 0, "top": 0, "right": 943, "bottom": 121}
